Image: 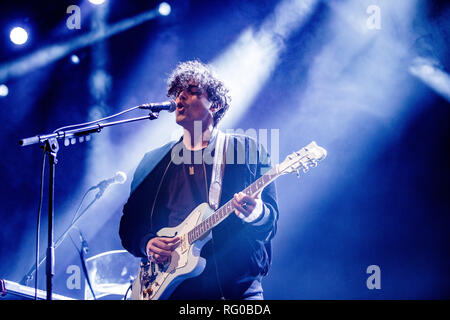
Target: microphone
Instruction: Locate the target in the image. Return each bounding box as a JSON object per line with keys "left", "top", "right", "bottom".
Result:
{"left": 94, "top": 171, "right": 127, "bottom": 198}
{"left": 138, "top": 100, "right": 176, "bottom": 113}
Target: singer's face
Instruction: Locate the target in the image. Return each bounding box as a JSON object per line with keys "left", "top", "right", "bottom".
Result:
{"left": 174, "top": 83, "right": 214, "bottom": 130}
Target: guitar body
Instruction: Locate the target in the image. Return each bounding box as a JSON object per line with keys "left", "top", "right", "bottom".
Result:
{"left": 131, "top": 202, "right": 214, "bottom": 300}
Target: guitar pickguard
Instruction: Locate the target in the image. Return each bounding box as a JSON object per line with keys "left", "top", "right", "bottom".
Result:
{"left": 133, "top": 203, "right": 214, "bottom": 300}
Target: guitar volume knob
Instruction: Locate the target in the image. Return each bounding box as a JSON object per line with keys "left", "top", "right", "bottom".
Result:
{"left": 143, "top": 288, "right": 153, "bottom": 296}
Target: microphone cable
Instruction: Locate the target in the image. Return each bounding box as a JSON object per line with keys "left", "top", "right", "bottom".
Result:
{"left": 123, "top": 283, "right": 133, "bottom": 300}
{"left": 70, "top": 185, "right": 97, "bottom": 226}
{"left": 52, "top": 105, "right": 141, "bottom": 135}
{"left": 34, "top": 148, "right": 47, "bottom": 299}
{"left": 70, "top": 172, "right": 126, "bottom": 226}
{"left": 68, "top": 228, "right": 96, "bottom": 300}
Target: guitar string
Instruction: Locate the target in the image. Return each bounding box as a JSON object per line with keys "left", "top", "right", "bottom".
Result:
{"left": 189, "top": 169, "right": 274, "bottom": 243}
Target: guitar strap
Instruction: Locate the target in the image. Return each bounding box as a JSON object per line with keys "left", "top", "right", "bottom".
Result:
{"left": 208, "top": 130, "right": 229, "bottom": 299}
{"left": 209, "top": 130, "right": 228, "bottom": 210}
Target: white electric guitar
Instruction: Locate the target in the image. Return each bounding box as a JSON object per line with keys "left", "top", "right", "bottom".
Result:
{"left": 131, "top": 141, "right": 327, "bottom": 300}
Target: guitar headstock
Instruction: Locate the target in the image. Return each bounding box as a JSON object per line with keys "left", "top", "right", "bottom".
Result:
{"left": 277, "top": 141, "right": 327, "bottom": 176}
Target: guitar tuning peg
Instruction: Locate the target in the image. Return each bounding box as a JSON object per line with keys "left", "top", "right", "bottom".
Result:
{"left": 296, "top": 169, "right": 301, "bottom": 178}
{"left": 302, "top": 166, "right": 309, "bottom": 173}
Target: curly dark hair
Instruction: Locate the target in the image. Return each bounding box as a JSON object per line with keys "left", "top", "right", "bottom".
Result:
{"left": 166, "top": 60, "right": 231, "bottom": 127}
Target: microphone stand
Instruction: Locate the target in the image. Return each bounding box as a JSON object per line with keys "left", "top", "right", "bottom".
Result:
{"left": 78, "top": 230, "right": 96, "bottom": 300}
{"left": 22, "top": 183, "right": 109, "bottom": 288}
{"left": 19, "top": 110, "right": 160, "bottom": 300}
{"left": 46, "top": 138, "right": 58, "bottom": 301}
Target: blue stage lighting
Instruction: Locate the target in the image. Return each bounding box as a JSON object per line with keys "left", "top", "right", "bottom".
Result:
{"left": 0, "top": 84, "right": 8, "bottom": 97}
{"left": 89, "top": 0, "right": 106, "bottom": 5}
{"left": 10, "top": 27, "right": 28, "bottom": 45}
{"left": 158, "top": 2, "right": 171, "bottom": 16}
{"left": 71, "top": 54, "right": 80, "bottom": 64}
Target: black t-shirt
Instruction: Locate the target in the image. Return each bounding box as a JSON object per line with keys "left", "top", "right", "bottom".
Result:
{"left": 156, "top": 144, "right": 224, "bottom": 299}
{"left": 158, "top": 146, "right": 213, "bottom": 227}
{"left": 164, "top": 148, "right": 212, "bottom": 228}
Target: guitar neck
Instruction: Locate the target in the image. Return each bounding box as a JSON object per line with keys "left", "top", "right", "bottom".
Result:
{"left": 187, "top": 166, "right": 280, "bottom": 244}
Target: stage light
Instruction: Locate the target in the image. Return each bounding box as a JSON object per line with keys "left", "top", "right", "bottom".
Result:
{"left": 409, "top": 57, "right": 450, "bottom": 102}
{"left": 214, "top": 0, "right": 318, "bottom": 129}
{"left": 0, "top": 8, "right": 159, "bottom": 83}
{"left": 0, "top": 84, "right": 8, "bottom": 97}
{"left": 10, "top": 27, "right": 28, "bottom": 45}
{"left": 89, "top": 0, "right": 106, "bottom": 5}
{"left": 70, "top": 54, "right": 80, "bottom": 64}
{"left": 158, "top": 2, "right": 171, "bottom": 16}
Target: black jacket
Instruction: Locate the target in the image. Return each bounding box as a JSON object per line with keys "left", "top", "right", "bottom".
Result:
{"left": 119, "top": 132, "right": 279, "bottom": 299}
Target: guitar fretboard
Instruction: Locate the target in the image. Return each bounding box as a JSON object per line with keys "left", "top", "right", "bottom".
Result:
{"left": 187, "top": 167, "right": 279, "bottom": 244}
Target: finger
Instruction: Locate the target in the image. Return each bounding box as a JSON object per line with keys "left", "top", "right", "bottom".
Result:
{"left": 234, "top": 194, "right": 246, "bottom": 211}
{"left": 153, "top": 254, "right": 168, "bottom": 263}
{"left": 232, "top": 199, "right": 241, "bottom": 215}
{"left": 160, "top": 236, "right": 180, "bottom": 244}
{"left": 149, "top": 244, "right": 172, "bottom": 256}
{"left": 233, "top": 194, "right": 254, "bottom": 211}
{"left": 232, "top": 199, "right": 249, "bottom": 216}
{"left": 234, "top": 193, "right": 244, "bottom": 202}
{"left": 237, "top": 191, "right": 257, "bottom": 204}
{"left": 238, "top": 192, "right": 247, "bottom": 202}
{"left": 160, "top": 237, "right": 181, "bottom": 250}
{"left": 152, "top": 239, "right": 173, "bottom": 251}
{"left": 152, "top": 237, "right": 181, "bottom": 252}
{"left": 240, "top": 195, "right": 256, "bottom": 206}
{"left": 232, "top": 198, "right": 241, "bottom": 211}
